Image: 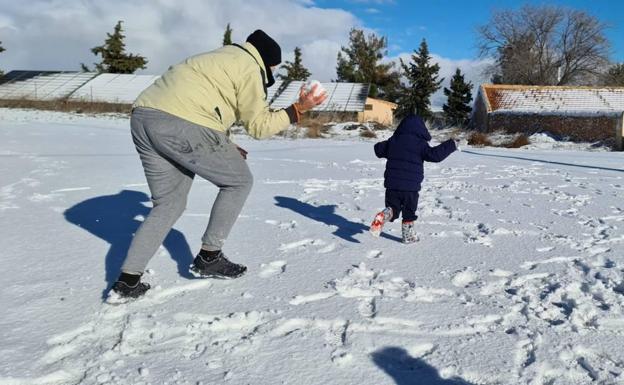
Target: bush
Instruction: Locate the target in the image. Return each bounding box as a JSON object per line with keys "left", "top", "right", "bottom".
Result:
{"left": 502, "top": 134, "right": 531, "bottom": 148}
{"left": 0, "top": 98, "right": 131, "bottom": 114}
{"left": 305, "top": 125, "right": 331, "bottom": 138}
{"left": 467, "top": 132, "right": 492, "bottom": 147}
{"left": 299, "top": 113, "right": 333, "bottom": 138}
{"left": 370, "top": 121, "right": 389, "bottom": 131}
{"left": 359, "top": 129, "right": 377, "bottom": 138}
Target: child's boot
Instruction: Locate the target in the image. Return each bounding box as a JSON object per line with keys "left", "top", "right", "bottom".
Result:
{"left": 401, "top": 221, "right": 418, "bottom": 244}
{"left": 370, "top": 207, "right": 393, "bottom": 237}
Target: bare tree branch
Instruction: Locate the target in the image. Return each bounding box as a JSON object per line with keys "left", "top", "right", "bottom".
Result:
{"left": 476, "top": 5, "right": 611, "bottom": 85}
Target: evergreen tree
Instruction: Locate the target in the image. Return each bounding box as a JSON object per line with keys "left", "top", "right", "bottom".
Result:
{"left": 603, "top": 63, "right": 624, "bottom": 86}
{"left": 278, "top": 47, "right": 311, "bottom": 81}
{"left": 335, "top": 28, "right": 400, "bottom": 100}
{"left": 397, "top": 39, "right": 443, "bottom": 119}
{"left": 223, "top": 23, "right": 233, "bottom": 46}
{"left": 83, "top": 21, "right": 147, "bottom": 74}
{"left": 0, "top": 41, "right": 5, "bottom": 77}
{"left": 442, "top": 68, "right": 474, "bottom": 127}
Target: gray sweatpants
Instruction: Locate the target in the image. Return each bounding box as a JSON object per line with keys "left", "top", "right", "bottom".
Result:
{"left": 122, "top": 107, "right": 253, "bottom": 274}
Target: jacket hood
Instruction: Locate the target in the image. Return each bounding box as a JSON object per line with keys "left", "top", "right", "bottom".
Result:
{"left": 394, "top": 114, "right": 431, "bottom": 141}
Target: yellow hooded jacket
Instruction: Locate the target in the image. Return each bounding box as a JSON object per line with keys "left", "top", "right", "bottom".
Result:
{"left": 134, "top": 42, "right": 296, "bottom": 139}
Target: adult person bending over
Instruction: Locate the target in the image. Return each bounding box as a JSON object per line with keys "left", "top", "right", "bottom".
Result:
{"left": 111, "top": 30, "right": 327, "bottom": 300}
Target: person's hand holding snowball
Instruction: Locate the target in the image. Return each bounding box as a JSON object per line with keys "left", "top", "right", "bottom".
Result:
{"left": 295, "top": 80, "right": 328, "bottom": 114}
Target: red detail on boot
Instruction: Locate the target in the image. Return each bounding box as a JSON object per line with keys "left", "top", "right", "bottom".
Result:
{"left": 370, "top": 211, "right": 386, "bottom": 237}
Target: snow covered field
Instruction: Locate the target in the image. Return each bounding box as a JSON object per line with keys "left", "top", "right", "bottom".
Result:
{"left": 1, "top": 109, "right": 624, "bottom": 385}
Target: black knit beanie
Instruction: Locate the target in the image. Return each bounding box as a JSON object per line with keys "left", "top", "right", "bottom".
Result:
{"left": 246, "top": 30, "right": 281, "bottom": 87}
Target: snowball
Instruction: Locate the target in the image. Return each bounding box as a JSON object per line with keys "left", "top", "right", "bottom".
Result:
{"left": 305, "top": 80, "right": 325, "bottom": 97}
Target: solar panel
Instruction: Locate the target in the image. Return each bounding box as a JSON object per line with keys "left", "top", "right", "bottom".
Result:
{"left": 0, "top": 69, "right": 371, "bottom": 111}
{"left": 0, "top": 70, "right": 61, "bottom": 85}
{"left": 268, "top": 81, "right": 370, "bottom": 112}
{"left": 69, "top": 74, "right": 160, "bottom": 104}
{"left": 0, "top": 72, "right": 98, "bottom": 100}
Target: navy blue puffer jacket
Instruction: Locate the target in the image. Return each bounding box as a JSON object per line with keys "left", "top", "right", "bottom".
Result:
{"left": 374, "top": 114, "right": 456, "bottom": 191}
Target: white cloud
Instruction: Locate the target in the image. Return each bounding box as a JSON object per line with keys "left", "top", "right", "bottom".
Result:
{"left": 349, "top": 0, "right": 395, "bottom": 4}
{"left": 429, "top": 54, "right": 493, "bottom": 110}
{"left": 365, "top": 8, "right": 381, "bottom": 14}
{"left": 0, "top": 0, "right": 491, "bottom": 108}
{"left": 389, "top": 52, "right": 492, "bottom": 110}
{"left": 0, "top": 0, "right": 358, "bottom": 81}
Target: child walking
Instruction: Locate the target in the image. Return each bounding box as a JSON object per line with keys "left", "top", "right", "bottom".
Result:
{"left": 370, "top": 114, "right": 458, "bottom": 243}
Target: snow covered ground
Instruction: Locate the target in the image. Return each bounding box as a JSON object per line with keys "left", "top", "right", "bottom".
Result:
{"left": 1, "top": 108, "right": 624, "bottom": 385}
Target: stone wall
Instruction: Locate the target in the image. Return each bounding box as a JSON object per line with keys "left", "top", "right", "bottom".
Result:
{"left": 486, "top": 113, "right": 619, "bottom": 143}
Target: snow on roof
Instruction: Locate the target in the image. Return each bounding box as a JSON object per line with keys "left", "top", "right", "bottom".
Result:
{"left": 481, "top": 84, "right": 624, "bottom": 115}
{"left": 0, "top": 71, "right": 98, "bottom": 100}
{"left": 268, "top": 81, "right": 370, "bottom": 112}
{"left": 0, "top": 70, "right": 370, "bottom": 111}
{"left": 69, "top": 73, "right": 160, "bottom": 104}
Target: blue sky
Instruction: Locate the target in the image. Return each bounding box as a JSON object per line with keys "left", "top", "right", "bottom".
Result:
{"left": 1, "top": 0, "right": 620, "bottom": 89}
{"left": 317, "top": 0, "right": 624, "bottom": 62}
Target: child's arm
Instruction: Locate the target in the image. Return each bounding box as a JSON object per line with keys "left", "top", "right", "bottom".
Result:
{"left": 422, "top": 139, "right": 457, "bottom": 163}
{"left": 374, "top": 140, "right": 389, "bottom": 158}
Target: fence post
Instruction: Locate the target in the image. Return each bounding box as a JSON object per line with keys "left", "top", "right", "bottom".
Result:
{"left": 617, "top": 112, "right": 624, "bottom": 151}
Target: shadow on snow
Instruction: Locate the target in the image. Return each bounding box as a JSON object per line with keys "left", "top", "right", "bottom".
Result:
{"left": 274, "top": 196, "right": 402, "bottom": 243}
{"left": 463, "top": 150, "right": 624, "bottom": 173}
{"left": 372, "top": 347, "right": 474, "bottom": 385}
{"left": 64, "top": 189, "right": 194, "bottom": 299}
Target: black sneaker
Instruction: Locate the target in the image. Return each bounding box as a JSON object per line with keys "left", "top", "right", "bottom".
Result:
{"left": 108, "top": 280, "right": 151, "bottom": 303}
{"left": 190, "top": 250, "right": 247, "bottom": 279}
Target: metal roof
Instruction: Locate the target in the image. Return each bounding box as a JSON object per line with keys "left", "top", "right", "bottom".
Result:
{"left": 69, "top": 73, "right": 160, "bottom": 104}
{"left": 268, "top": 81, "right": 370, "bottom": 112}
{"left": 481, "top": 84, "right": 624, "bottom": 114}
{"left": 0, "top": 71, "right": 98, "bottom": 100}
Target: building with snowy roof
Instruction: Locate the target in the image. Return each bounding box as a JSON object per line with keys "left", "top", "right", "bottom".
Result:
{"left": 358, "top": 97, "right": 398, "bottom": 126}
{"left": 472, "top": 84, "right": 624, "bottom": 149}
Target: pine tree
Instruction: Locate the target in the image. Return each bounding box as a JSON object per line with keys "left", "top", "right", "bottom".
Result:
{"left": 397, "top": 39, "right": 443, "bottom": 119}
{"left": 83, "top": 21, "right": 147, "bottom": 74}
{"left": 442, "top": 68, "right": 474, "bottom": 127}
{"left": 223, "top": 23, "right": 233, "bottom": 46}
{"left": 0, "top": 41, "right": 5, "bottom": 77}
{"left": 335, "top": 28, "right": 400, "bottom": 100}
{"left": 278, "top": 47, "right": 311, "bottom": 81}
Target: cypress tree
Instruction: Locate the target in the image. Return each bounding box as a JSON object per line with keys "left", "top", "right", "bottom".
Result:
{"left": 335, "top": 28, "right": 400, "bottom": 100}
{"left": 397, "top": 39, "right": 443, "bottom": 119}
{"left": 443, "top": 68, "right": 474, "bottom": 127}
{"left": 84, "top": 21, "right": 147, "bottom": 74}
{"left": 278, "top": 47, "right": 311, "bottom": 81}
{"left": 0, "top": 41, "right": 5, "bottom": 77}
{"left": 223, "top": 23, "right": 233, "bottom": 46}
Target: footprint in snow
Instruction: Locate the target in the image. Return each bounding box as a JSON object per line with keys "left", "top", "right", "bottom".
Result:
{"left": 451, "top": 269, "right": 479, "bottom": 288}
{"left": 259, "top": 261, "right": 287, "bottom": 278}
{"left": 366, "top": 250, "right": 383, "bottom": 259}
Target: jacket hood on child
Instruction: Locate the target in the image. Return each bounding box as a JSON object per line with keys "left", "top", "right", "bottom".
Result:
{"left": 394, "top": 114, "right": 431, "bottom": 141}
{"left": 374, "top": 114, "right": 456, "bottom": 191}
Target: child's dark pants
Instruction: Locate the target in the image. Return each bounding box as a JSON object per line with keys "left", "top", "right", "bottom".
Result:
{"left": 385, "top": 189, "right": 419, "bottom": 222}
